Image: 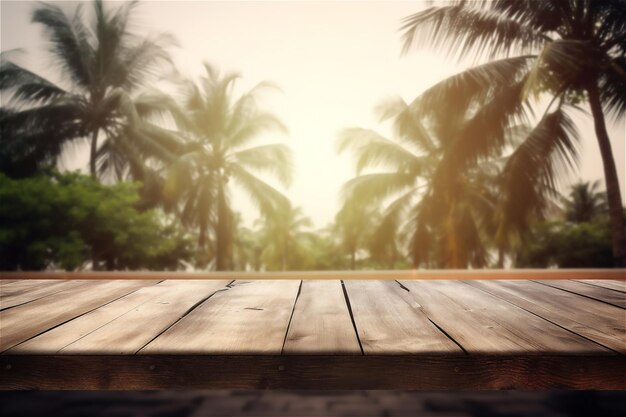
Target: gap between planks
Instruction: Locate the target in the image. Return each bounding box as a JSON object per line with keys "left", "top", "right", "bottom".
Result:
{"left": 1, "top": 280, "right": 162, "bottom": 352}
{"left": 464, "top": 281, "right": 625, "bottom": 354}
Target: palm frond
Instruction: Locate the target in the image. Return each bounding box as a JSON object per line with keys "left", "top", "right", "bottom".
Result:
{"left": 32, "top": 2, "right": 93, "bottom": 89}
{"left": 229, "top": 112, "right": 288, "bottom": 150}
{"left": 441, "top": 77, "right": 530, "bottom": 171}
{"left": 410, "top": 56, "right": 534, "bottom": 119}
{"left": 95, "top": 136, "right": 129, "bottom": 181}
{"left": 114, "top": 33, "right": 177, "bottom": 90}
{"left": 0, "top": 61, "right": 67, "bottom": 104}
{"left": 132, "top": 90, "right": 185, "bottom": 125}
{"left": 337, "top": 128, "right": 423, "bottom": 175}
{"left": 498, "top": 107, "right": 579, "bottom": 238}
{"left": 232, "top": 144, "right": 293, "bottom": 187}
{"left": 0, "top": 104, "right": 85, "bottom": 176}
{"left": 401, "top": 4, "right": 548, "bottom": 59}
{"left": 230, "top": 165, "right": 289, "bottom": 217}
{"left": 226, "top": 80, "right": 283, "bottom": 139}
{"left": 374, "top": 97, "right": 437, "bottom": 153}
{"left": 341, "top": 172, "right": 415, "bottom": 205}
{"left": 523, "top": 39, "right": 600, "bottom": 99}
{"left": 601, "top": 56, "right": 626, "bottom": 120}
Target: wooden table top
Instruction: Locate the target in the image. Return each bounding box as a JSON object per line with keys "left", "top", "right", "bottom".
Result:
{"left": 1, "top": 272, "right": 624, "bottom": 389}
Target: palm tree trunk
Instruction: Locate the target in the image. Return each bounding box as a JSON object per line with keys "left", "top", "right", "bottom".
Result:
{"left": 91, "top": 248, "right": 99, "bottom": 271}
{"left": 216, "top": 182, "right": 232, "bottom": 271}
{"left": 282, "top": 243, "right": 288, "bottom": 271}
{"left": 89, "top": 127, "right": 99, "bottom": 178}
{"left": 587, "top": 82, "right": 626, "bottom": 267}
{"left": 496, "top": 247, "right": 505, "bottom": 268}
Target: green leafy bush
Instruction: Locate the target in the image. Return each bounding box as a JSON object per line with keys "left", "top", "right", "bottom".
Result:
{"left": 0, "top": 171, "right": 192, "bottom": 270}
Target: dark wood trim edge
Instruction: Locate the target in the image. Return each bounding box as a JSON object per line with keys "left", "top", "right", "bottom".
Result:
{"left": 1, "top": 355, "right": 624, "bottom": 390}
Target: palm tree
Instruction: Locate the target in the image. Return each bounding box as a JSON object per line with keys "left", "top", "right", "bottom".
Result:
{"left": 165, "top": 64, "right": 292, "bottom": 270}
{"left": 401, "top": 0, "right": 626, "bottom": 266}
{"left": 0, "top": 0, "right": 177, "bottom": 179}
{"left": 334, "top": 199, "right": 378, "bottom": 269}
{"left": 563, "top": 180, "right": 608, "bottom": 223}
{"left": 338, "top": 96, "right": 507, "bottom": 268}
{"left": 256, "top": 201, "right": 313, "bottom": 271}
{"left": 231, "top": 212, "right": 264, "bottom": 271}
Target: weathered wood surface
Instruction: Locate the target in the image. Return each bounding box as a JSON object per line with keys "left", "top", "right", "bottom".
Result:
{"left": 344, "top": 280, "right": 461, "bottom": 354}
{"left": 0, "top": 280, "right": 90, "bottom": 310}
{"left": 466, "top": 280, "right": 626, "bottom": 354}
{"left": 1, "top": 277, "right": 624, "bottom": 390}
{"left": 12, "top": 280, "right": 230, "bottom": 354}
{"left": 535, "top": 279, "right": 626, "bottom": 308}
{"left": 141, "top": 280, "right": 301, "bottom": 353}
{"left": 0, "top": 280, "right": 158, "bottom": 352}
{"left": 283, "top": 280, "right": 361, "bottom": 354}
{"left": 575, "top": 279, "right": 626, "bottom": 292}
{"left": 399, "top": 280, "right": 609, "bottom": 354}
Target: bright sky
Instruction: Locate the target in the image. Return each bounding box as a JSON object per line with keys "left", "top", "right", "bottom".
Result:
{"left": 1, "top": 0, "right": 624, "bottom": 228}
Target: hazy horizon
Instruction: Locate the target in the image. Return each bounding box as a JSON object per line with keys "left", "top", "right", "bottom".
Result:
{"left": 2, "top": 0, "right": 624, "bottom": 229}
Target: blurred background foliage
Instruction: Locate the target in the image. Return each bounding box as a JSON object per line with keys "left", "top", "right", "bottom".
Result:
{"left": 0, "top": 170, "right": 192, "bottom": 270}
{"left": 0, "top": 0, "right": 623, "bottom": 270}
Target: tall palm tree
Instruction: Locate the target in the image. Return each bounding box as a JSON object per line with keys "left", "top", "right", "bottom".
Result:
{"left": 338, "top": 95, "right": 509, "bottom": 268}
{"left": 165, "top": 64, "right": 292, "bottom": 270}
{"left": 256, "top": 201, "right": 313, "bottom": 271}
{"left": 563, "top": 180, "right": 608, "bottom": 223}
{"left": 0, "top": 0, "right": 177, "bottom": 179}
{"left": 401, "top": 0, "right": 626, "bottom": 266}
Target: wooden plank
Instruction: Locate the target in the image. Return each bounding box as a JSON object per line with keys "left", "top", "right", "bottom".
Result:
{"left": 575, "top": 279, "right": 626, "bottom": 292}
{"left": 2, "top": 355, "right": 624, "bottom": 390}
{"left": 58, "top": 280, "right": 230, "bottom": 354}
{"left": 467, "top": 280, "right": 626, "bottom": 354}
{"left": 1, "top": 280, "right": 91, "bottom": 310}
{"left": 141, "top": 280, "right": 301, "bottom": 354}
{"left": 400, "top": 280, "right": 609, "bottom": 354}
{"left": 1, "top": 280, "right": 65, "bottom": 297}
{"left": 9, "top": 285, "right": 169, "bottom": 354}
{"left": 343, "top": 281, "right": 461, "bottom": 354}
{"left": 536, "top": 280, "right": 626, "bottom": 308}
{"left": 2, "top": 269, "right": 625, "bottom": 281}
{"left": 0, "top": 280, "right": 157, "bottom": 352}
{"left": 283, "top": 280, "right": 360, "bottom": 354}
{"left": 9, "top": 280, "right": 226, "bottom": 354}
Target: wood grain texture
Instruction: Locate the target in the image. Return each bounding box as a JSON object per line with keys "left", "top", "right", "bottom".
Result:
{"left": 343, "top": 281, "right": 461, "bottom": 354}
{"left": 575, "top": 279, "right": 626, "bottom": 292}
{"left": 9, "top": 281, "right": 228, "bottom": 354}
{"left": 1, "top": 355, "right": 624, "bottom": 390}
{"left": 0, "top": 280, "right": 158, "bottom": 352}
{"left": 400, "top": 280, "right": 609, "bottom": 354}
{"left": 537, "top": 280, "right": 626, "bottom": 308}
{"left": 1, "top": 280, "right": 90, "bottom": 310}
{"left": 9, "top": 286, "right": 169, "bottom": 354}
{"left": 283, "top": 280, "right": 361, "bottom": 354}
{"left": 59, "top": 280, "right": 230, "bottom": 354}
{"left": 141, "top": 280, "right": 301, "bottom": 354}
{"left": 466, "top": 280, "right": 626, "bottom": 354}
{"left": 0, "top": 280, "right": 57, "bottom": 292}
{"left": 1, "top": 280, "right": 67, "bottom": 299}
